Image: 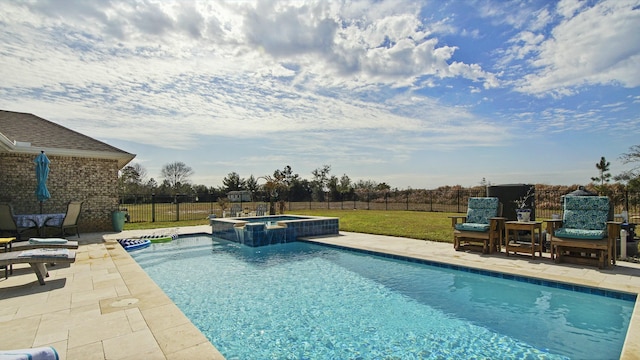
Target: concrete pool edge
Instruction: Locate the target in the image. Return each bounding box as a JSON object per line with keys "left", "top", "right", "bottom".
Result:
{"left": 103, "top": 236, "right": 225, "bottom": 359}
{"left": 106, "top": 227, "right": 640, "bottom": 359}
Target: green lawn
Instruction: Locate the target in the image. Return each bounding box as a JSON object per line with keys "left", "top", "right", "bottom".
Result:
{"left": 123, "top": 209, "right": 458, "bottom": 243}
{"left": 292, "top": 209, "right": 455, "bottom": 242}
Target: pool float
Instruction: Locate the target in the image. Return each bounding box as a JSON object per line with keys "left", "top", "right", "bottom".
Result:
{"left": 118, "top": 238, "right": 151, "bottom": 251}
{"left": 140, "top": 234, "right": 179, "bottom": 243}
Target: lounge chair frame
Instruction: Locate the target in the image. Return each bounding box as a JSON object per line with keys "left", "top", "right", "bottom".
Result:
{"left": 1, "top": 238, "right": 78, "bottom": 276}
{"left": 0, "top": 250, "right": 76, "bottom": 285}
{"left": 12, "top": 240, "right": 79, "bottom": 251}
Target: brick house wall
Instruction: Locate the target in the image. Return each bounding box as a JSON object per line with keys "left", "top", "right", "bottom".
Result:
{"left": 0, "top": 153, "right": 119, "bottom": 232}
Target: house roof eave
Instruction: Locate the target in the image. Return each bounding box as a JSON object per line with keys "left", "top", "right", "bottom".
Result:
{"left": 1, "top": 139, "right": 135, "bottom": 169}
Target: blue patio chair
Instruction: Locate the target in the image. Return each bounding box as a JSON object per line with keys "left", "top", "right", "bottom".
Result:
{"left": 451, "top": 197, "right": 505, "bottom": 254}
{"left": 547, "top": 196, "right": 620, "bottom": 269}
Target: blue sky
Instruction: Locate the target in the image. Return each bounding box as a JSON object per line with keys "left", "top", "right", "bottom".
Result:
{"left": 1, "top": 0, "right": 639, "bottom": 189}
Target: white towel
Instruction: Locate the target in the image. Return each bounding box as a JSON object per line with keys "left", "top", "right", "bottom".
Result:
{"left": 28, "top": 238, "right": 68, "bottom": 245}
{"left": 18, "top": 248, "right": 69, "bottom": 258}
{"left": 0, "top": 346, "right": 59, "bottom": 360}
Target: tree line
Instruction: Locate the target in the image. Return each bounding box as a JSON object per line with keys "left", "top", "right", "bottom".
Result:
{"left": 118, "top": 163, "right": 392, "bottom": 203}
{"left": 118, "top": 145, "right": 640, "bottom": 204}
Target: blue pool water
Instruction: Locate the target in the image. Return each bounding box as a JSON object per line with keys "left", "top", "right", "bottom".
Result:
{"left": 130, "top": 235, "right": 634, "bottom": 359}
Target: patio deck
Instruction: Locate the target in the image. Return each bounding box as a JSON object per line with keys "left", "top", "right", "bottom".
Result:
{"left": 1, "top": 226, "right": 639, "bottom": 359}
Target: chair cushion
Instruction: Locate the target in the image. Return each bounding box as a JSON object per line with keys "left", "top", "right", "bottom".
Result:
{"left": 554, "top": 227, "right": 606, "bottom": 240}
{"left": 564, "top": 195, "right": 610, "bottom": 211}
{"left": 29, "top": 238, "right": 68, "bottom": 245}
{"left": 563, "top": 196, "right": 609, "bottom": 231}
{"left": 465, "top": 197, "right": 499, "bottom": 224}
{"left": 455, "top": 223, "right": 490, "bottom": 232}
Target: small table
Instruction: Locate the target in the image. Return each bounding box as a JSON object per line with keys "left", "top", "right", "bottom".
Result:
{"left": 505, "top": 221, "right": 543, "bottom": 259}
{"left": 14, "top": 213, "right": 65, "bottom": 237}
{"left": 0, "top": 237, "right": 15, "bottom": 278}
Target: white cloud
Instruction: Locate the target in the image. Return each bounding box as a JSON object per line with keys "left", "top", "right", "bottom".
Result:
{"left": 1, "top": 0, "right": 638, "bottom": 188}
{"left": 0, "top": 0, "right": 502, "bottom": 138}
{"left": 515, "top": 0, "right": 640, "bottom": 96}
{"left": 555, "top": 0, "right": 586, "bottom": 19}
{"left": 477, "top": 0, "right": 534, "bottom": 29}
{"left": 529, "top": 7, "right": 552, "bottom": 31}
{"left": 237, "top": 1, "right": 497, "bottom": 89}
{"left": 503, "top": 31, "right": 545, "bottom": 63}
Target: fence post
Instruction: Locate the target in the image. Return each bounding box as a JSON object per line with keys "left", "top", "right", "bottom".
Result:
{"left": 175, "top": 195, "right": 180, "bottom": 222}
{"left": 210, "top": 192, "right": 214, "bottom": 217}
{"left": 430, "top": 191, "right": 433, "bottom": 212}
{"left": 385, "top": 192, "right": 388, "bottom": 211}
{"left": 626, "top": 189, "right": 629, "bottom": 212}
{"left": 151, "top": 193, "right": 156, "bottom": 223}
{"left": 406, "top": 190, "right": 409, "bottom": 211}
{"left": 457, "top": 189, "right": 461, "bottom": 213}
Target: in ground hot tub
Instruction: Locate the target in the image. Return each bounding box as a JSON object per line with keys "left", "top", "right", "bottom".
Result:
{"left": 209, "top": 215, "right": 339, "bottom": 247}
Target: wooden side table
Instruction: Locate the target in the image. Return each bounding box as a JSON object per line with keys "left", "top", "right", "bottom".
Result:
{"left": 505, "top": 221, "right": 543, "bottom": 259}
{"left": 0, "top": 237, "right": 15, "bottom": 278}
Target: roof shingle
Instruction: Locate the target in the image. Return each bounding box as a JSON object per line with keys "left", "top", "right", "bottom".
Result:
{"left": 0, "top": 110, "right": 135, "bottom": 167}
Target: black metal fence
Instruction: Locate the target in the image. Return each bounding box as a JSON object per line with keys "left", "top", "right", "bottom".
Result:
{"left": 118, "top": 189, "right": 640, "bottom": 224}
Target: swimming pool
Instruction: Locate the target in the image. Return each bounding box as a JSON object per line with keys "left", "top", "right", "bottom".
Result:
{"left": 130, "top": 235, "right": 634, "bottom": 359}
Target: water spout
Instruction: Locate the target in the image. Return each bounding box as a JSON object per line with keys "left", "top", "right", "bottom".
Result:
{"left": 233, "top": 225, "right": 245, "bottom": 244}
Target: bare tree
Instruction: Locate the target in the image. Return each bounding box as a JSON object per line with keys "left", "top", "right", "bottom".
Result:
{"left": 616, "top": 144, "right": 640, "bottom": 192}
{"left": 161, "top": 162, "right": 194, "bottom": 194}
{"left": 620, "top": 145, "right": 640, "bottom": 167}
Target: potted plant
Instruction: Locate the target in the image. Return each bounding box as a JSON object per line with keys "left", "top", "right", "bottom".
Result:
{"left": 112, "top": 207, "right": 128, "bottom": 232}
{"left": 513, "top": 187, "right": 534, "bottom": 222}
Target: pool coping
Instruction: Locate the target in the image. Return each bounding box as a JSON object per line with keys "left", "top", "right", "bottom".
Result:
{"left": 1, "top": 227, "right": 640, "bottom": 359}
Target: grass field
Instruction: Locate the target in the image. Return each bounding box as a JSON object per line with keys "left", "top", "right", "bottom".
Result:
{"left": 123, "top": 209, "right": 457, "bottom": 243}
{"left": 292, "top": 209, "right": 454, "bottom": 242}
